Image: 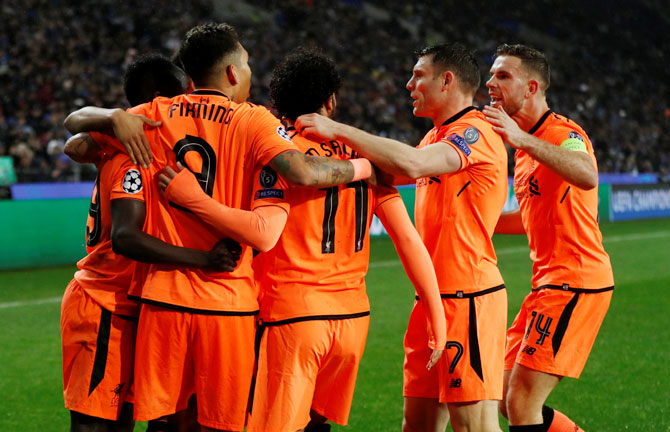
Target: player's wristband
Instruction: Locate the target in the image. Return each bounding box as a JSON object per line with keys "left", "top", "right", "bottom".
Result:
{"left": 350, "top": 158, "right": 372, "bottom": 181}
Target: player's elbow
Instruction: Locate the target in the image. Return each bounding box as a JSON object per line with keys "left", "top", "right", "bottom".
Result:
{"left": 63, "top": 140, "right": 78, "bottom": 160}
{"left": 398, "top": 157, "right": 428, "bottom": 180}
{"left": 111, "top": 226, "right": 137, "bottom": 257}
{"left": 583, "top": 172, "right": 599, "bottom": 190}
{"left": 253, "top": 239, "right": 277, "bottom": 253}
{"left": 575, "top": 170, "right": 598, "bottom": 190}
{"left": 249, "top": 231, "right": 283, "bottom": 253}
{"left": 63, "top": 112, "right": 82, "bottom": 134}
{"left": 64, "top": 134, "right": 94, "bottom": 163}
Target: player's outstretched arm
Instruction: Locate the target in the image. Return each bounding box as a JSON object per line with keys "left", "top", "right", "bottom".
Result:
{"left": 64, "top": 107, "right": 160, "bottom": 168}
{"left": 110, "top": 198, "right": 239, "bottom": 271}
{"left": 64, "top": 133, "right": 103, "bottom": 164}
{"left": 268, "top": 150, "right": 372, "bottom": 188}
{"left": 483, "top": 105, "right": 598, "bottom": 190}
{"left": 494, "top": 209, "right": 526, "bottom": 235}
{"left": 295, "top": 113, "right": 462, "bottom": 179}
{"left": 376, "top": 196, "right": 446, "bottom": 370}
{"left": 159, "top": 165, "right": 288, "bottom": 252}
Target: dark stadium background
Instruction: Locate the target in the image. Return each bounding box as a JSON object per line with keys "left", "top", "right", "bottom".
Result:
{"left": 1, "top": 0, "right": 668, "bottom": 183}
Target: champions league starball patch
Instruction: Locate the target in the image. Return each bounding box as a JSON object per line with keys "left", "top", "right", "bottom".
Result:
{"left": 122, "top": 169, "right": 143, "bottom": 194}
{"left": 463, "top": 127, "right": 480, "bottom": 145}
{"left": 276, "top": 126, "right": 292, "bottom": 142}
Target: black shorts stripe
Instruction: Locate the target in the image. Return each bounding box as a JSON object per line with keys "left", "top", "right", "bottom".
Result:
{"left": 249, "top": 325, "right": 266, "bottom": 415}
{"left": 533, "top": 284, "right": 614, "bottom": 294}
{"left": 89, "top": 308, "right": 112, "bottom": 396}
{"left": 128, "top": 295, "right": 259, "bottom": 316}
{"left": 468, "top": 297, "right": 484, "bottom": 382}
{"left": 258, "top": 311, "right": 370, "bottom": 327}
{"left": 116, "top": 314, "right": 138, "bottom": 323}
{"left": 415, "top": 284, "right": 506, "bottom": 301}
{"left": 552, "top": 292, "right": 580, "bottom": 357}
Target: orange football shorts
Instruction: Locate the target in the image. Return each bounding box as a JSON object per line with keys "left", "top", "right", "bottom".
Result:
{"left": 61, "top": 279, "right": 137, "bottom": 420}
{"left": 404, "top": 287, "right": 507, "bottom": 403}
{"left": 505, "top": 287, "right": 613, "bottom": 378}
{"left": 247, "top": 315, "right": 370, "bottom": 432}
{"left": 133, "top": 303, "right": 256, "bottom": 431}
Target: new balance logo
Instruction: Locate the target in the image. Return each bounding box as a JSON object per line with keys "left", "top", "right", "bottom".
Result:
{"left": 110, "top": 382, "right": 124, "bottom": 407}
{"left": 521, "top": 346, "right": 536, "bottom": 356}
{"left": 449, "top": 379, "right": 462, "bottom": 388}
{"left": 529, "top": 175, "right": 541, "bottom": 197}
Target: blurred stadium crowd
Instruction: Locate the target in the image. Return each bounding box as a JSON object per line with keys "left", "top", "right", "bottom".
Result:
{"left": 1, "top": 0, "right": 668, "bottom": 182}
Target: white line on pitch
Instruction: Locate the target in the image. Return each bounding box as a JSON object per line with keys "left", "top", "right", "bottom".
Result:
{"left": 0, "top": 296, "right": 62, "bottom": 310}
{"left": 604, "top": 230, "right": 670, "bottom": 243}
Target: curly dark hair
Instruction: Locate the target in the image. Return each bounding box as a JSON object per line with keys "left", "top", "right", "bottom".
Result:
{"left": 415, "top": 43, "right": 480, "bottom": 96}
{"left": 270, "top": 47, "right": 341, "bottom": 120}
{"left": 123, "top": 54, "right": 188, "bottom": 106}
{"left": 176, "top": 23, "right": 240, "bottom": 86}
{"left": 495, "top": 43, "right": 550, "bottom": 92}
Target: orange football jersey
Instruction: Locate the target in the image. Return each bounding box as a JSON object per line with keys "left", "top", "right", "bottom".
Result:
{"left": 119, "top": 90, "right": 297, "bottom": 312}
{"left": 513, "top": 111, "right": 613, "bottom": 289}
{"left": 257, "top": 128, "right": 398, "bottom": 321}
{"left": 74, "top": 152, "right": 143, "bottom": 317}
{"left": 414, "top": 106, "right": 508, "bottom": 294}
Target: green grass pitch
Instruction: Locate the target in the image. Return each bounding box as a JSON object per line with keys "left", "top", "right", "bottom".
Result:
{"left": 1, "top": 218, "right": 668, "bottom": 431}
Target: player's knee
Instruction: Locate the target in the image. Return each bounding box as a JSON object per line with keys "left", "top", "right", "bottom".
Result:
{"left": 506, "top": 386, "right": 542, "bottom": 422}
{"left": 146, "top": 420, "right": 179, "bottom": 432}
{"left": 403, "top": 409, "right": 446, "bottom": 432}
{"left": 304, "top": 423, "right": 330, "bottom": 432}
{"left": 70, "top": 410, "right": 114, "bottom": 432}
{"left": 402, "top": 415, "right": 424, "bottom": 432}
{"left": 304, "top": 409, "right": 329, "bottom": 431}
{"left": 402, "top": 408, "right": 432, "bottom": 432}
{"left": 449, "top": 401, "right": 501, "bottom": 432}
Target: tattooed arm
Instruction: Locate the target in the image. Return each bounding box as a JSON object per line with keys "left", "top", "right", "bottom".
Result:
{"left": 64, "top": 133, "right": 103, "bottom": 164}
{"left": 269, "top": 149, "right": 359, "bottom": 187}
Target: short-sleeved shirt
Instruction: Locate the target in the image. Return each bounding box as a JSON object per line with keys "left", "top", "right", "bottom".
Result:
{"left": 414, "top": 106, "right": 508, "bottom": 294}
{"left": 74, "top": 152, "right": 143, "bottom": 317}
{"left": 257, "top": 128, "right": 399, "bottom": 322}
{"left": 121, "top": 89, "right": 298, "bottom": 313}
{"left": 514, "top": 110, "right": 614, "bottom": 290}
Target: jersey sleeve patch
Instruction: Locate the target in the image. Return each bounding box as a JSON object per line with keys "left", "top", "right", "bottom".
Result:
{"left": 122, "top": 169, "right": 143, "bottom": 194}
{"left": 276, "top": 126, "right": 293, "bottom": 142}
{"left": 255, "top": 166, "right": 284, "bottom": 200}
{"left": 463, "top": 127, "right": 480, "bottom": 144}
{"left": 445, "top": 133, "right": 471, "bottom": 157}
{"left": 560, "top": 137, "right": 588, "bottom": 153}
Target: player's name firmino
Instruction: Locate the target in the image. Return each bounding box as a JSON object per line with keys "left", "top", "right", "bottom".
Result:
{"left": 168, "top": 101, "right": 234, "bottom": 124}
{"left": 305, "top": 141, "right": 360, "bottom": 159}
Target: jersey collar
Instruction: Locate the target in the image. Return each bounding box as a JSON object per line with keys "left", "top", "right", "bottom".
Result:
{"left": 191, "top": 89, "right": 230, "bottom": 99}
{"left": 441, "top": 106, "right": 477, "bottom": 126}
{"left": 528, "top": 109, "right": 553, "bottom": 135}
{"left": 285, "top": 125, "right": 299, "bottom": 138}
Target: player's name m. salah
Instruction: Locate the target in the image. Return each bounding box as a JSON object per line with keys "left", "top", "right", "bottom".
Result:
{"left": 168, "top": 100, "right": 235, "bottom": 124}
{"left": 304, "top": 140, "right": 360, "bottom": 159}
